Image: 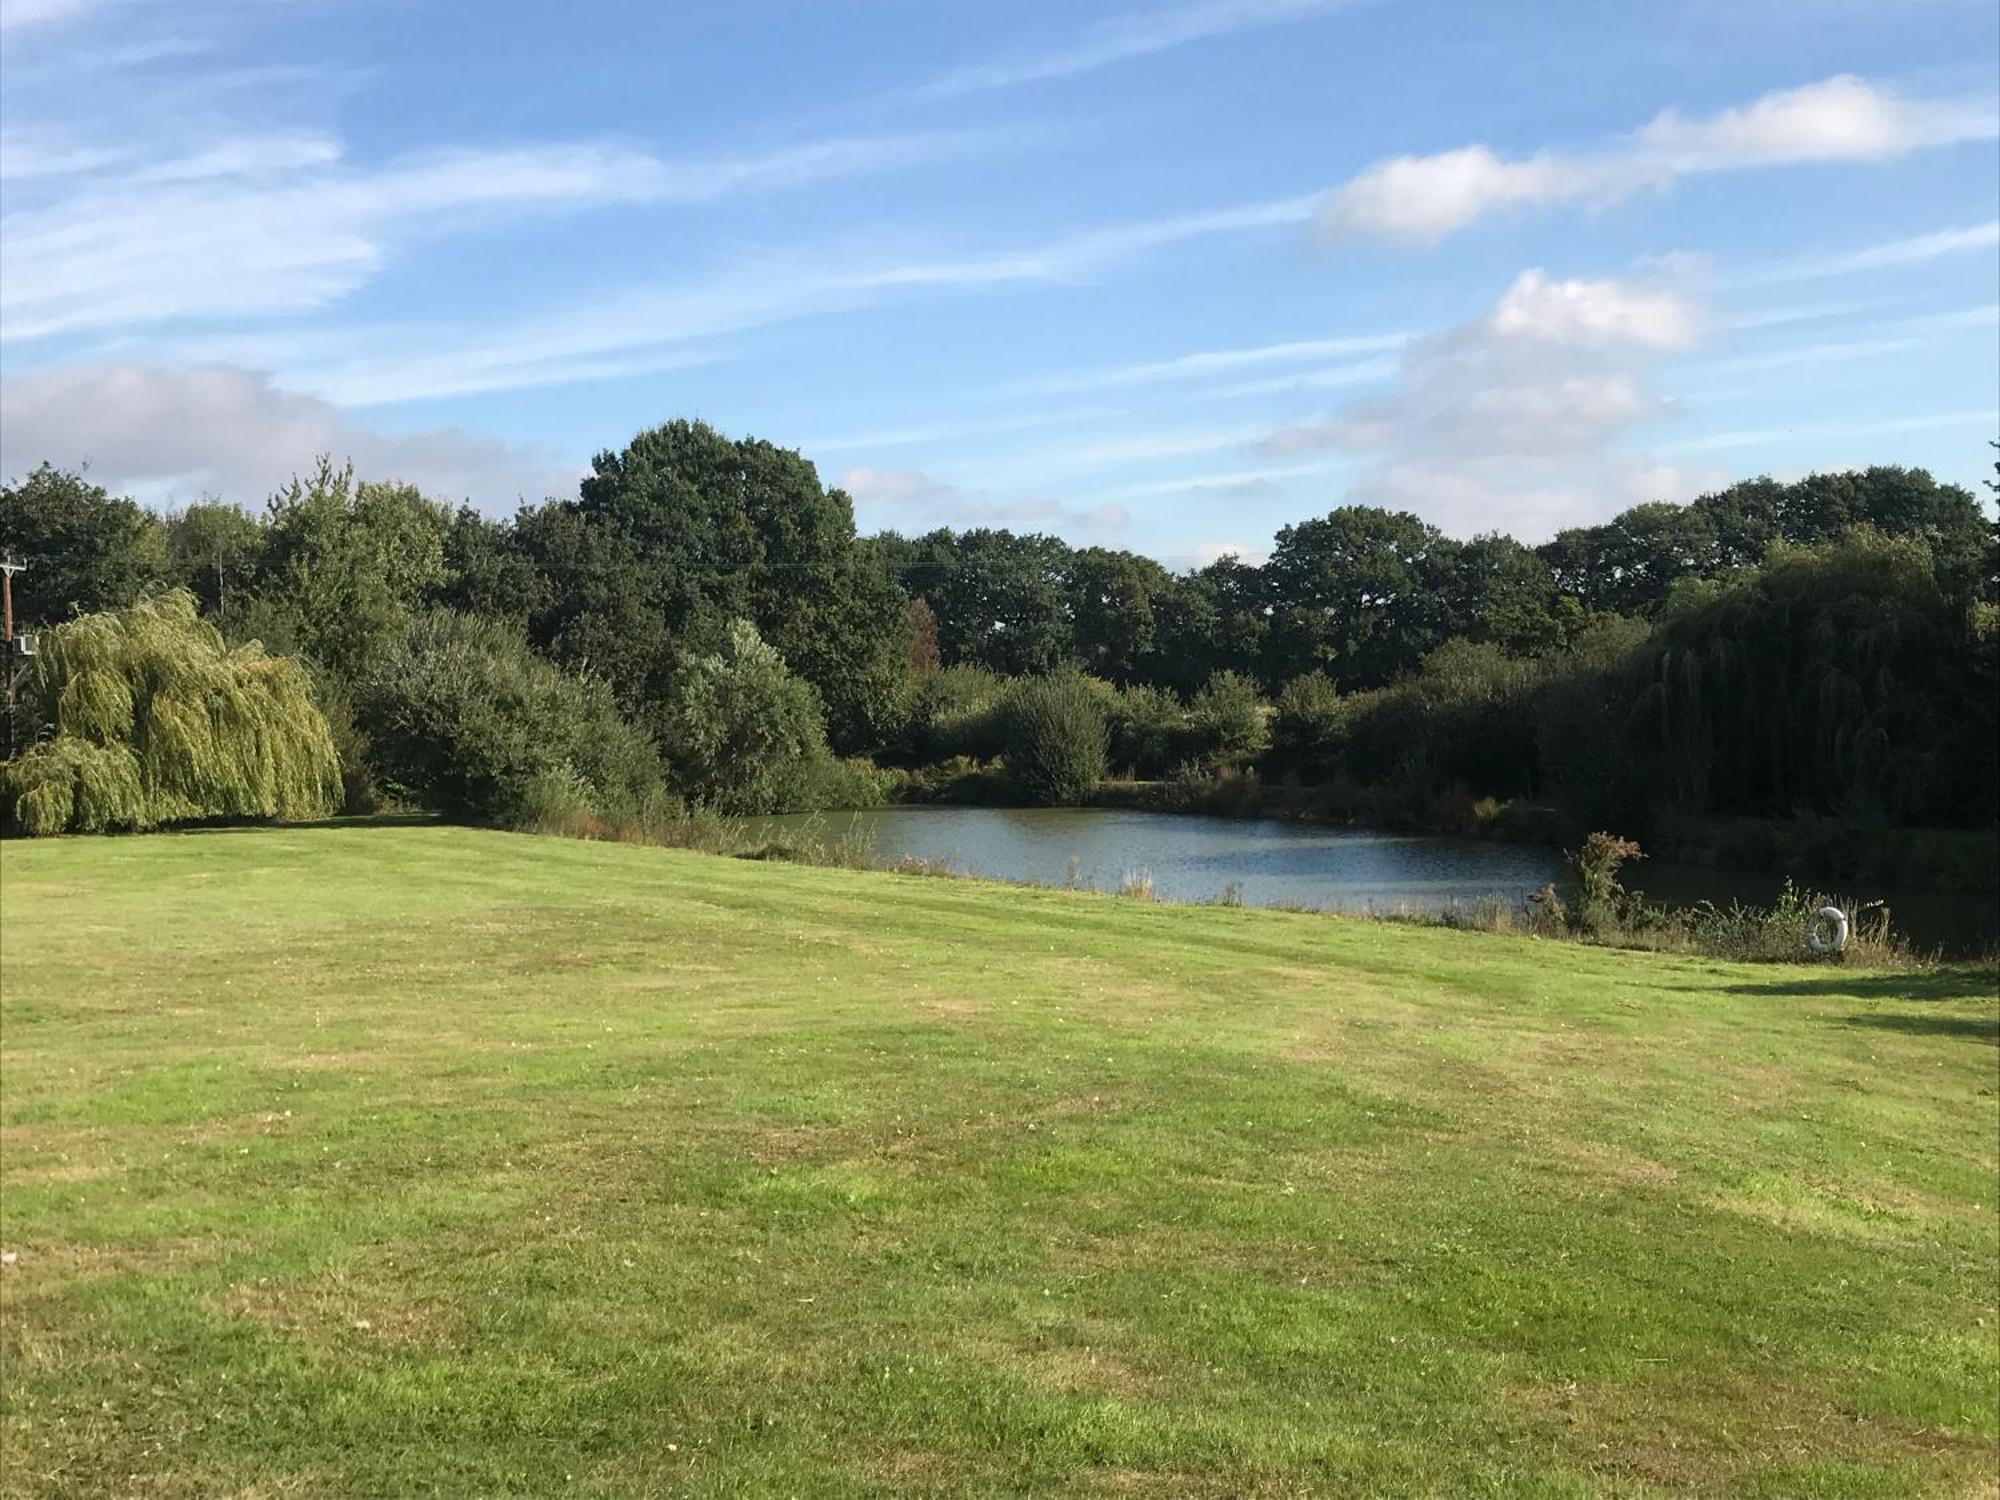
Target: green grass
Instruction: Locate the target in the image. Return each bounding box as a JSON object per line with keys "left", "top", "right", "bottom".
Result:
{"left": 2, "top": 824, "right": 1995, "bottom": 1498}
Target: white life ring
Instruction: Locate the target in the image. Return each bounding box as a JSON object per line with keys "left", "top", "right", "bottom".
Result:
{"left": 1805, "top": 905, "right": 1849, "bottom": 956}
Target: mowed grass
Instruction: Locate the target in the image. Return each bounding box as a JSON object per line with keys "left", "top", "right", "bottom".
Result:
{"left": 1, "top": 826, "right": 1995, "bottom": 1499}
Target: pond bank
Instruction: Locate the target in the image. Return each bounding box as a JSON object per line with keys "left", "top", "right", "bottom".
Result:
{"left": 749, "top": 804, "right": 1998, "bottom": 958}
{"left": 1080, "top": 779, "right": 1999, "bottom": 894}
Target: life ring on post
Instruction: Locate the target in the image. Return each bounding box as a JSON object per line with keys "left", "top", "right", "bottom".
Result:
{"left": 1805, "top": 905, "right": 1849, "bottom": 956}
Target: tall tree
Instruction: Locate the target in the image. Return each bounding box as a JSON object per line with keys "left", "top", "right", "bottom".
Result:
{"left": 1539, "top": 501, "right": 1718, "bottom": 616}
{"left": 1067, "top": 546, "right": 1172, "bottom": 682}
{"left": 249, "top": 459, "right": 452, "bottom": 685}
{"left": 0, "top": 465, "right": 164, "bottom": 625}
{"left": 163, "top": 502, "right": 264, "bottom": 621}
{"left": 896, "top": 527, "right": 1075, "bottom": 676}
{"left": 1448, "top": 534, "right": 1566, "bottom": 655}
{"left": 523, "top": 421, "right": 906, "bottom": 751}
{"left": 1264, "top": 507, "right": 1459, "bottom": 690}
{"left": 1634, "top": 532, "right": 1986, "bottom": 823}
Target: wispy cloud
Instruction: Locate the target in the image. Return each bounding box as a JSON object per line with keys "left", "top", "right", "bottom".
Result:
{"left": 904, "top": 0, "right": 1347, "bottom": 103}
{"left": 0, "top": 126, "right": 1021, "bottom": 342}
{"left": 1088, "top": 458, "right": 1350, "bottom": 503}
{"left": 1743, "top": 219, "right": 2000, "bottom": 282}
{"left": 0, "top": 364, "right": 570, "bottom": 508}
{"left": 1009, "top": 329, "right": 1409, "bottom": 396}
{"left": 0, "top": 0, "right": 109, "bottom": 33}
{"left": 208, "top": 193, "right": 1319, "bottom": 406}
{"left": 1323, "top": 75, "right": 1997, "bottom": 244}
{"left": 1692, "top": 302, "right": 1997, "bottom": 376}
{"left": 804, "top": 404, "right": 1132, "bottom": 456}
{"left": 1040, "top": 424, "right": 1273, "bottom": 469}
{"left": 1659, "top": 408, "right": 2000, "bottom": 454}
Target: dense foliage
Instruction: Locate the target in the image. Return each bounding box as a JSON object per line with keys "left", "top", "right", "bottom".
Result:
{"left": 358, "top": 611, "right": 666, "bottom": 830}
{"left": 1002, "top": 673, "right": 1109, "bottom": 806}
{"left": 656, "top": 618, "right": 881, "bottom": 815}
{"left": 1632, "top": 533, "right": 1997, "bottom": 826}
{"left": 3, "top": 427, "right": 1993, "bottom": 849}
{"left": 517, "top": 422, "right": 907, "bottom": 753}
{"left": 1, "top": 591, "right": 339, "bottom": 834}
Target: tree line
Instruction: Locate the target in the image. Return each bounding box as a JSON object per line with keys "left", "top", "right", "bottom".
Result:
{"left": 2, "top": 420, "right": 1994, "bottom": 848}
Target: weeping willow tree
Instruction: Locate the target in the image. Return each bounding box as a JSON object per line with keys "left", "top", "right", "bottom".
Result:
{"left": 1, "top": 590, "right": 340, "bottom": 835}
{"left": 1631, "top": 532, "right": 1983, "bottom": 824}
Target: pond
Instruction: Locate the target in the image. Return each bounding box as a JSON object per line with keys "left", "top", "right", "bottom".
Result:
{"left": 747, "top": 805, "right": 1997, "bottom": 958}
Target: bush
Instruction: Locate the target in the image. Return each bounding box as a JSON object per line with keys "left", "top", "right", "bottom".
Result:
{"left": 1107, "top": 683, "right": 1187, "bottom": 778}
{"left": 658, "top": 619, "right": 880, "bottom": 815}
{"left": 903, "top": 663, "right": 1010, "bottom": 763}
{"left": 358, "top": 610, "right": 666, "bottom": 828}
{"left": 1003, "top": 672, "right": 1108, "bottom": 805}
{"left": 1564, "top": 830, "right": 1646, "bottom": 935}
{"left": 1269, "top": 671, "right": 1344, "bottom": 780}
{"left": 1186, "top": 670, "right": 1269, "bottom": 770}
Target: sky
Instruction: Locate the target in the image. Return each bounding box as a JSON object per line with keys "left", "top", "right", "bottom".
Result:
{"left": 1, "top": 0, "right": 1995, "bottom": 566}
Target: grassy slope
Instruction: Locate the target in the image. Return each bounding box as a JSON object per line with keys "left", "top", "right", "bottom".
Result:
{"left": 0, "top": 825, "right": 1994, "bottom": 1499}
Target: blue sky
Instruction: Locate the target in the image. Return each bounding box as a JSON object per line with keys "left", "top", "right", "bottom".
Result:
{"left": 1, "top": 0, "right": 1994, "bottom": 563}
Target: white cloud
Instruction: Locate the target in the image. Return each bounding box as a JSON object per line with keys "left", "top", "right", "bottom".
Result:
{"left": 1323, "top": 75, "right": 1998, "bottom": 244}
{"left": 1261, "top": 270, "right": 1712, "bottom": 535}
{"left": 905, "top": 0, "right": 1345, "bottom": 102}
{"left": 0, "top": 127, "right": 1014, "bottom": 341}
{"left": 0, "top": 365, "right": 570, "bottom": 510}
{"left": 1320, "top": 146, "right": 1602, "bottom": 243}
{"left": 0, "top": 130, "right": 134, "bottom": 181}
{"left": 1633, "top": 74, "right": 1980, "bottom": 168}
{"left": 840, "top": 466, "right": 1129, "bottom": 540}
{"left": 1485, "top": 267, "right": 1702, "bottom": 349}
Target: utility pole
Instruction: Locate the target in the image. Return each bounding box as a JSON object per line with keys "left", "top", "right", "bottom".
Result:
{"left": 0, "top": 556, "right": 17, "bottom": 643}
{"left": 1, "top": 557, "right": 24, "bottom": 713}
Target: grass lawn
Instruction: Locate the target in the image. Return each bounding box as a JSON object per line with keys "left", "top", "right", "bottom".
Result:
{"left": 1, "top": 824, "right": 1995, "bottom": 1498}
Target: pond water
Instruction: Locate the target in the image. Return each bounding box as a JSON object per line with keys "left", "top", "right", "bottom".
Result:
{"left": 747, "top": 805, "right": 1997, "bottom": 958}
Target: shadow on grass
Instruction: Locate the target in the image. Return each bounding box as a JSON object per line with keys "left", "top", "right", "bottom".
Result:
{"left": 1727, "top": 966, "right": 1999, "bottom": 1043}
{"left": 164, "top": 813, "right": 442, "bottom": 836}
{"left": 1843, "top": 1011, "right": 1999, "bottom": 1043}
{"left": 1722, "top": 968, "right": 1998, "bottom": 1002}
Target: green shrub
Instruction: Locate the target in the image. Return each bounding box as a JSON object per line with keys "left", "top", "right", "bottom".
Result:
{"left": 659, "top": 620, "right": 878, "bottom": 815}
{"left": 1003, "top": 672, "right": 1108, "bottom": 805}
{"left": 905, "top": 663, "right": 1010, "bottom": 763}
{"left": 884, "top": 756, "right": 1011, "bottom": 805}
{"left": 1269, "top": 671, "right": 1344, "bottom": 780}
{"left": 1186, "top": 670, "right": 1269, "bottom": 770}
{"left": 1564, "top": 831, "right": 1646, "bottom": 935}
{"left": 359, "top": 610, "right": 665, "bottom": 828}
{"left": 802, "top": 755, "right": 895, "bottom": 811}
{"left": 1107, "top": 683, "right": 1188, "bottom": 778}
